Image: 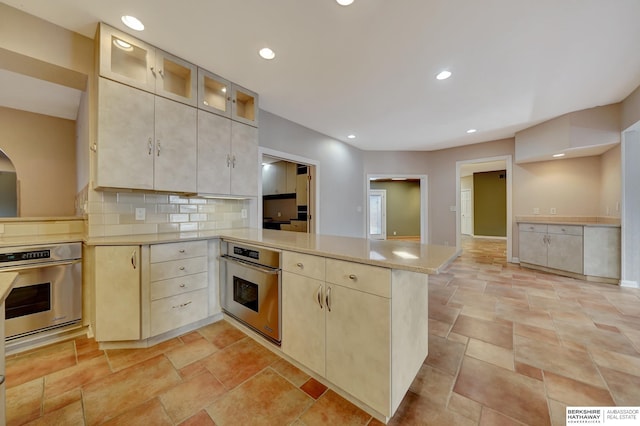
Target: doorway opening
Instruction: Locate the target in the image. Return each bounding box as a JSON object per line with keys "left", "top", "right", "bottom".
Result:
{"left": 456, "top": 156, "right": 512, "bottom": 262}
{"left": 366, "top": 174, "right": 428, "bottom": 243}
{"left": 259, "top": 148, "right": 318, "bottom": 234}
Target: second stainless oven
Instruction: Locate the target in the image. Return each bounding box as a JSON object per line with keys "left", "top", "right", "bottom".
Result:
{"left": 220, "top": 241, "right": 281, "bottom": 345}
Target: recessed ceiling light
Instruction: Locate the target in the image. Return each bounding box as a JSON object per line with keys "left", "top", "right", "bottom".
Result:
{"left": 121, "top": 15, "right": 144, "bottom": 31}
{"left": 336, "top": 0, "right": 354, "bottom": 5}
{"left": 436, "top": 70, "right": 451, "bottom": 80}
{"left": 553, "top": 153, "right": 565, "bottom": 158}
{"left": 466, "top": 128, "right": 477, "bottom": 134}
{"left": 347, "top": 134, "right": 356, "bottom": 139}
{"left": 259, "top": 47, "right": 275, "bottom": 60}
{"left": 113, "top": 38, "right": 133, "bottom": 51}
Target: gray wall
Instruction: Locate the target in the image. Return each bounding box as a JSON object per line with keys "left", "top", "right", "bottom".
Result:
{"left": 259, "top": 110, "right": 365, "bottom": 237}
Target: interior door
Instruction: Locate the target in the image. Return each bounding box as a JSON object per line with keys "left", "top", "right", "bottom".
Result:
{"left": 369, "top": 189, "right": 387, "bottom": 240}
{"left": 461, "top": 189, "right": 473, "bottom": 235}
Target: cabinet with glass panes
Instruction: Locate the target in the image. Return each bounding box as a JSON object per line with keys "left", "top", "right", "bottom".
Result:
{"left": 198, "top": 68, "right": 259, "bottom": 127}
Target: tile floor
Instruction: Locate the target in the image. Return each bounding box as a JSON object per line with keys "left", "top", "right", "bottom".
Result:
{"left": 5, "top": 237, "right": 640, "bottom": 425}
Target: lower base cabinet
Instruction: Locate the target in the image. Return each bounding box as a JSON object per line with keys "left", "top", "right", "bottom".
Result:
{"left": 281, "top": 251, "right": 428, "bottom": 420}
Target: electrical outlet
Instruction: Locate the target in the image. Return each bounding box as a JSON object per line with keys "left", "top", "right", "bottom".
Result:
{"left": 135, "top": 208, "right": 145, "bottom": 221}
{"left": 550, "top": 207, "right": 557, "bottom": 215}
{"left": 393, "top": 231, "right": 397, "bottom": 236}
{"left": 277, "top": 212, "right": 281, "bottom": 217}
{"left": 533, "top": 207, "right": 540, "bottom": 214}
{"left": 241, "top": 209, "right": 247, "bottom": 219}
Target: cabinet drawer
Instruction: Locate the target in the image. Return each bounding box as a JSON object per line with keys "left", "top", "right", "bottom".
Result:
{"left": 151, "top": 241, "right": 208, "bottom": 263}
{"left": 150, "top": 288, "right": 208, "bottom": 336}
{"left": 150, "top": 272, "right": 208, "bottom": 301}
{"left": 283, "top": 251, "right": 326, "bottom": 280}
{"left": 150, "top": 256, "right": 208, "bottom": 281}
{"left": 325, "top": 259, "right": 391, "bottom": 298}
{"left": 518, "top": 223, "right": 547, "bottom": 233}
{"left": 547, "top": 224, "right": 583, "bottom": 236}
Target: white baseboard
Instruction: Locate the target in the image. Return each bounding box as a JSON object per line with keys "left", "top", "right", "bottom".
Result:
{"left": 620, "top": 280, "right": 640, "bottom": 289}
{"left": 472, "top": 235, "right": 507, "bottom": 240}
{"left": 511, "top": 257, "right": 520, "bottom": 264}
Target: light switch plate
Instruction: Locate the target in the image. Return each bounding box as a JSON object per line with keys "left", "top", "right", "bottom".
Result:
{"left": 135, "top": 208, "right": 146, "bottom": 221}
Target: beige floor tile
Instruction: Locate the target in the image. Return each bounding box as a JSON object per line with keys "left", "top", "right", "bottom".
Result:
{"left": 165, "top": 336, "right": 219, "bottom": 369}
{"left": 270, "top": 358, "right": 310, "bottom": 387}
{"left": 197, "top": 320, "right": 247, "bottom": 349}
{"left": 598, "top": 366, "right": 640, "bottom": 406}
{"left": 409, "top": 364, "right": 455, "bottom": 406}
{"left": 514, "top": 323, "right": 560, "bottom": 346}
{"left": 44, "top": 353, "right": 112, "bottom": 397}
{"left": 543, "top": 371, "right": 614, "bottom": 406}
{"left": 207, "top": 368, "right": 312, "bottom": 425}
{"left": 6, "top": 378, "right": 43, "bottom": 426}
{"left": 83, "top": 355, "right": 182, "bottom": 425}
{"left": 300, "top": 389, "right": 371, "bottom": 425}
{"left": 466, "top": 338, "right": 514, "bottom": 371}
{"left": 448, "top": 392, "right": 482, "bottom": 422}
{"left": 160, "top": 371, "right": 227, "bottom": 423}
{"left": 547, "top": 399, "right": 568, "bottom": 426}
{"left": 5, "top": 341, "right": 76, "bottom": 388}
{"left": 201, "top": 337, "right": 279, "bottom": 390}
{"left": 515, "top": 335, "right": 605, "bottom": 387}
{"left": 101, "top": 398, "right": 173, "bottom": 426}
{"left": 454, "top": 356, "right": 550, "bottom": 425}
{"left": 451, "top": 314, "right": 513, "bottom": 349}
{"left": 178, "top": 410, "right": 216, "bottom": 426}
{"left": 105, "top": 338, "right": 182, "bottom": 372}
{"left": 23, "top": 400, "right": 84, "bottom": 426}
{"left": 43, "top": 388, "right": 82, "bottom": 415}
{"left": 479, "top": 406, "right": 527, "bottom": 425}
{"left": 554, "top": 320, "right": 639, "bottom": 356}
{"left": 425, "top": 334, "right": 466, "bottom": 375}
{"left": 428, "top": 318, "right": 452, "bottom": 337}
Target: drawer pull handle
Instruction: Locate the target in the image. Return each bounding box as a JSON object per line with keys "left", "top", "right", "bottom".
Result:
{"left": 179, "top": 249, "right": 185, "bottom": 253}
{"left": 179, "top": 266, "right": 185, "bottom": 271}
{"left": 180, "top": 284, "right": 186, "bottom": 288}
{"left": 296, "top": 262, "right": 304, "bottom": 269}
{"left": 348, "top": 274, "right": 357, "bottom": 280}
{"left": 172, "top": 301, "right": 192, "bottom": 309}
{"left": 561, "top": 228, "right": 566, "bottom": 232}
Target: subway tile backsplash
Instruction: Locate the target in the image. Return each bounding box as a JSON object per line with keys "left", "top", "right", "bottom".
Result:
{"left": 85, "top": 190, "right": 251, "bottom": 237}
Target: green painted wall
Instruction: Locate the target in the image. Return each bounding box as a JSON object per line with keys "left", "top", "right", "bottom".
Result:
{"left": 473, "top": 170, "right": 506, "bottom": 237}
{"left": 370, "top": 181, "right": 420, "bottom": 237}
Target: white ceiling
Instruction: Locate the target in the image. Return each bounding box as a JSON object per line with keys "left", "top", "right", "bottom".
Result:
{"left": 4, "top": 0, "right": 640, "bottom": 151}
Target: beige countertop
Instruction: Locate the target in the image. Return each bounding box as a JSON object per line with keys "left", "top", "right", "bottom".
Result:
{"left": 0, "top": 272, "right": 18, "bottom": 304}
{"left": 516, "top": 216, "right": 621, "bottom": 227}
{"left": 87, "top": 228, "right": 458, "bottom": 274}
{"left": 0, "top": 233, "right": 85, "bottom": 248}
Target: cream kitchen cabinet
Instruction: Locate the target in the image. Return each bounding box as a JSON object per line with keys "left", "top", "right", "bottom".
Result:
{"left": 197, "top": 110, "right": 258, "bottom": 197}
{"left": 281, "top": 251, "right": 427, "bottom": 420}
{"left": 519, "top": 223, "right": 583, "bottom": 274}
{"left": 92, "top": 245, "right": 141, "bottom": 342}
{"left": 98, "top": 23, "right": 197, "bottom": 106}
{"left": 584, "top": 226, "right": 621, "bottom": 280}
{"left": 198, "top": 68, "right": 259, "bottom": 127}
{"left": 262, "top": 161, "right": 297, "bottom": 195}
{"left": 149, "top": 241, "right": 209, "bottom": 337}
{"left": 96, "top": 77, "right": 197, "bottom": 192}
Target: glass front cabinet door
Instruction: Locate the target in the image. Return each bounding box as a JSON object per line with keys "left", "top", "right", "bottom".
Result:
{"left": 198, "top": 68, "right": 259, "bottom": 127}
{"left": 99, "top": 24, "right": 197, "bottom": 106}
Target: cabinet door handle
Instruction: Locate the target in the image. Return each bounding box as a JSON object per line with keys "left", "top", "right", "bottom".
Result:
{"left": 296, "top": 262, "right": 304, "bottom": 269}
{"left": 179, "top": 249, "right": 185, "bottom": 253}
{"left": 148, "top": 137, "right": 153, "bottom": 155}
{"left": 316, "top": 284, "right": 323, "bottom": 309}
{"left": 150, "top": 66, "right": 156, "bottom": 77}
{"left": 157, "top": 141, "right": 161, "bottom": 156}
{"left": 158, "top": 69, "right": 165, "bottom": 78}
{"left": 180, "top": 284, "right": 186, "bottom": 288}
{"left": 179, "top": 266, "right": 185, "bottom": 271}
{"left": 226, "top": 154, "right": 231, "bottom": 167}
{"left": 326, "top": 286, "right": 332, "bottom": 312}
{"left": 131, "top": 251, "right": 137, "bottom": 269}
{"left": 231, "top": 155, "right": 237, "bottom": 168}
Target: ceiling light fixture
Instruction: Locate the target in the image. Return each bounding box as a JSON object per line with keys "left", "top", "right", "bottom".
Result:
{"left": 466, "top": 128, "right": 477, "bottom": 134}
{"left": 121, "top": 15, "right": 144, "bottom": 31}
{"left": 336, "top": 0, "right": 355, "bottom": 5}
{"left": 259, "top": 47, "right": 276, "bottom": 60}
{"left": 347, "top": 134, "right": 356, "bottom": 139}
{"left": 553, "top": 153, "right": 565, "bottom": 158}
{"left": 436, "top": 70, "right": 451, "bottom": 80}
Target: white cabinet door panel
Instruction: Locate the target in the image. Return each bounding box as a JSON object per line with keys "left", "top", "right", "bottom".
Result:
{"left": 197, "top": 110, "right": 232, "bottom": 194}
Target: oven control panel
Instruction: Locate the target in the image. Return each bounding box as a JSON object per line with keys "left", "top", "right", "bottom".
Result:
{"left": 233, "top": 246, "right": 260, "bottom": 261}
{"left": 0, "top": 249, "right": 51, "bottom": 263}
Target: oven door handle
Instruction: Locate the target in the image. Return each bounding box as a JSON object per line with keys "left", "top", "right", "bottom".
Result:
{"left": 0, "top": 259, "right": 81, "bottom": 273}
{"left": 219, "top": 255, "right": 280, "bottom": 275}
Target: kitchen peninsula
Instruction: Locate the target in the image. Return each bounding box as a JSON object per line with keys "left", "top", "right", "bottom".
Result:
{"left": 85, "top": 228, "right": 457, "bottom": 422}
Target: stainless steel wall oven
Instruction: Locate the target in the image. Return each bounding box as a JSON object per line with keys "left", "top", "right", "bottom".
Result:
{"left": 220, "top": 241, "right": 281, "bottom": 345}
{"left": 1, "top": 243, "right": 82, "bottom": 340}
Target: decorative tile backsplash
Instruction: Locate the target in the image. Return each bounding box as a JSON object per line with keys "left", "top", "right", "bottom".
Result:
{"left": 85, "top": 190, "right": 252, "bottom": 237}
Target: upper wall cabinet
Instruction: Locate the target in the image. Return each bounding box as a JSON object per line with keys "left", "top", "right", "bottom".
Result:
{"left": 99, "top": 23, "right": 197, "bottom": 106}
{"left": 198, "top": 68, "right": 259, "bottom": 127}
